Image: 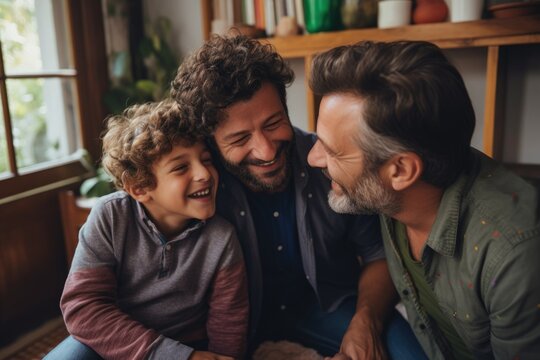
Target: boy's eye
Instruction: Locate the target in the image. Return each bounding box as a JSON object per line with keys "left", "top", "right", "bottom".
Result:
{"left": 173, "top": 164, "right": 188, "bottom": 173}
{"left": 202, "top": 157, "right": 213, "bottom": 165}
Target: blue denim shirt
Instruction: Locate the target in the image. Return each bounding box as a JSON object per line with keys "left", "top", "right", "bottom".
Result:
{"left": 215, "top": 127, "right": 385, "bottom": 336}
{"left": 381, "top": 149, "right": 540, "bottom": 359}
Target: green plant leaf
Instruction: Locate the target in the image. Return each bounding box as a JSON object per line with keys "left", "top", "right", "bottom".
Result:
{"left": 135, "top": 79, "right": 157, "bottom": 95}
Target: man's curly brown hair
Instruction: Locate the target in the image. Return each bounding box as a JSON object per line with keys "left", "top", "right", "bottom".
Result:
{"left": 101, "top": 100, "right": 203, "bottom": 190}
{"left": 171, "top": 34, "right": 294, "bottom": 134}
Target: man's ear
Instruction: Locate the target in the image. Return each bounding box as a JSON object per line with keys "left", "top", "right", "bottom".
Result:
{"left": 125, "top": 185, "right": 151, "bottom": 203}
{"left": 382, "top": 152, "right": 423, "bottom": 191}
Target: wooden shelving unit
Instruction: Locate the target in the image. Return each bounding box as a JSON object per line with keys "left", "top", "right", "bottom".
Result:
{"left": 200, "top": 1, "right": 540, "bottom": 174}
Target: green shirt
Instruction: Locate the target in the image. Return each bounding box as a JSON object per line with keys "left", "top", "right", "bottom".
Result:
{"left": 395, "top": 221, "right": 473, "bottom": 360}
{"left": 381, "top": 149, "right": 540, "bottom": 360}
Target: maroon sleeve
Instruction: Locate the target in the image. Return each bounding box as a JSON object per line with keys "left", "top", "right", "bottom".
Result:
{"left": 206, "top": 258, "right": 249, "bottom": 359}
{"left": 61, "top": 266, "right": 160, "bottom": 360}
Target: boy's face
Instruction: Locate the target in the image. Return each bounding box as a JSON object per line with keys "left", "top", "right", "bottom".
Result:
{"left": 137, "top": 142, "right": 218, "bottom": 235}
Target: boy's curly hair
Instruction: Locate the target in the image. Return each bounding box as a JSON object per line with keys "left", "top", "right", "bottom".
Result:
{"left": 101, "top": 100, "right": 203, "bottom": 190}
{"left": 171, "top": 34, "right": 294, "bottom": 134}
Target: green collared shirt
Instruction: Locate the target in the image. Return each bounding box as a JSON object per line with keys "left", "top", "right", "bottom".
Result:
{"left": 381, "top": 149, "right": 540, "bottom": 360}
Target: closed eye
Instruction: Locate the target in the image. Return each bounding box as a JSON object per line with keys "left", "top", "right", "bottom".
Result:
{"left": 172, "top": 164, "right": 188, "bottom": 173}
{"left": 201, "top": 157, "right": 213, "bottom": 165}
{"left": 230, "top": 135, "right": 250, "bottom": 146}
{"left": 264, "top": 119, "right": 282, "bottom": 131}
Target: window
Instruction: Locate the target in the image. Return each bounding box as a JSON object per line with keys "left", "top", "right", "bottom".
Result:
{"left": 0, "top": 0, "right": 107, "bottom": 199}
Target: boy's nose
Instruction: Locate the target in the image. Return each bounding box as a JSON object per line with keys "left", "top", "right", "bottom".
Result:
{"left": 193, "top": 162, "right": 212, "bottom": 181}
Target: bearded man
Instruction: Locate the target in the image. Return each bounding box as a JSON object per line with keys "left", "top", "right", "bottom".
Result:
{"left": 308, "top": 40, "right": 540, "bottom": 359}
{"left": 172, "top": 35, "right": 426, "bottom": 360}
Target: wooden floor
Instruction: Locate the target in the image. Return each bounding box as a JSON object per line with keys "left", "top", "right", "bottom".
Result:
{"left": 0, "top": 320, "right": 67, "bottom": 360}
{"left": 0, "top": 320, "right": 322, "bottom": 360}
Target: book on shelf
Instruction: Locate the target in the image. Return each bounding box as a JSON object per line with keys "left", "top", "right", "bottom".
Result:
{"left": 209, "top": 0, "right": 305, "bottom": 36}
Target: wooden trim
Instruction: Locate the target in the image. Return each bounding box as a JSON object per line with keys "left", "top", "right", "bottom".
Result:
{"left": 201, "top": 0, "right": 213, "bottom": 41}
{"left": 0, "top": 158, "right": 90, "bottom": 199}
{"left": 263, "top": 15, "right": 540, "bottom": 58}
{"left": 2, "top": 70, "right": 77, "bottom": 79}
{"left": 58, "top": 190, "right": 91, "bottom": 267}
{"left": 67, "top": 0, "right": 109, "bottom": 162}
{"left": 0, "top": 41, "right": 17, "bottom": 174}
{"left": 483, "top": 45, "right": 506, "bottom": 160}
{"left": 303, "top": 55, "right": 319, "bottom": 132}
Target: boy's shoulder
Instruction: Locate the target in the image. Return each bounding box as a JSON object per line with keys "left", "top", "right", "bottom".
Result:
{"left": 202, "top": 215, "right": 237, "bottom": 241}
{"left": 90, "top": 191, "right": 134, "bottom": 217}
{"left": 205, "top": 214, "right": 234, "bottom": 235}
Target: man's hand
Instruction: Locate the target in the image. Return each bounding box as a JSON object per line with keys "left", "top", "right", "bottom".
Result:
{"left": 335, "top": 306, "right": 388, "bottom": 360}
{"left": 189, "top": 350, "right": 234, "bottom": 360}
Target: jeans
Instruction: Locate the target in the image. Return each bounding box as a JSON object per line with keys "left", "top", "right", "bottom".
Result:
{"left": 45, "top": 298, "right": 427, "bottom": 360}
{"left": 43, "top": 336, "right": 101, "bottom": 360}
{"left": 252, "top": 296, "right": 427, "bottom": 360}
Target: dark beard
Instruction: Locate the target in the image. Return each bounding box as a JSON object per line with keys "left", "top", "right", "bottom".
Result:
{"left": 218, "top": 140, "right": 294, "bottom": 193}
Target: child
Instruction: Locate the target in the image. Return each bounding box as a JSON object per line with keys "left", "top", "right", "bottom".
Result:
{"left": 56, "top": 101, "right": 248, "bottom": 360}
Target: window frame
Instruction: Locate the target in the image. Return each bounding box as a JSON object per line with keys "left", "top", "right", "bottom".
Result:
{"left": 0, "top": 0, "right": 108, "bottom": 201}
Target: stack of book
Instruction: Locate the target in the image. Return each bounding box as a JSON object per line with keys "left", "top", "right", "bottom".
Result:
{"left": 211, "top": 0, "right": 305, "bottom": 36}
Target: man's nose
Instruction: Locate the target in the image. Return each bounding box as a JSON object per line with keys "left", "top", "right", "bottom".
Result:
{"left": 251, "top": 132, "right": 277, "bottom": 162}
{"left": 307, "top": 139, "right": 326, "bottom": 168}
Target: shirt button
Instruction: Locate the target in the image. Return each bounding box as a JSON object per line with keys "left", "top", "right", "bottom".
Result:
{"left": 165, "top": 244, "right": 171, "bottom": 251}
{"left": 402, "top": 289, "right": 409, "bottom": 296}
{"left": 280, "top": 305, "right": 286, "bottom": 310}
{"left": 240, "top": 211, "right": 245, "bottom": 216}
{"left": 306, "top": 275, "right": 310, "bottom": 280}
{"left": 419, "top": 324, "right": 426, "bottom": 330}
{"left": 308, "top": 193, "right": 313, "bottom": 198}
{"left": 300, "top": 172, "right": 305, "bottom": 177}
{"left": 273, "top": 211, "right": 279, "bottom": 218}
{"left": 277, "top": 245, "right": 283, "bottom": 251}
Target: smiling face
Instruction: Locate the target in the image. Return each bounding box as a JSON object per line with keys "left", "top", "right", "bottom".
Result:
{"left": 131, "top": 142, "right": 218, "bottom": 236}
{"left": 213, "top": 82, "right": 294, "bottom": 193}
{"left": 307, "top": 93, "right": 400, "bottom": 215}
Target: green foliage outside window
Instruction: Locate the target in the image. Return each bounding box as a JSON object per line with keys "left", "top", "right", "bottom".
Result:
{"left": 0, "top": 0, "right": 49, "bottom": 173}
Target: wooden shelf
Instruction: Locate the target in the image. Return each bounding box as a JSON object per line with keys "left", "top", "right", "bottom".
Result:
{"left": 263, "top": 15, "right": 540, "bottom": 58}
{"left": 200, "top": 0, "right": 540, "bottom": 177}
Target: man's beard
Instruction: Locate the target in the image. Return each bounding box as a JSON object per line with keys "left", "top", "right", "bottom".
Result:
{"left": 325, "top": 166, "right": 401, "bottom": 216}
{"left": 219, "top": 141, "right": 293, "bottom": 193}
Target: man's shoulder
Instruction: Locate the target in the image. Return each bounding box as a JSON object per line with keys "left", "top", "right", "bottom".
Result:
{"left": 457, "top": 154, "right": 539, "bottom": 274}
{"left": 464, "top": 154, "right": 538, "bottom": 240}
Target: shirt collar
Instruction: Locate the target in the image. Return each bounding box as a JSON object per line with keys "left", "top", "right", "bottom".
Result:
{"left": 425, "top": 173, "right": 468, "bottom": 257}
{"left": 134, "top": 198, "right": 205, "bottom": 243}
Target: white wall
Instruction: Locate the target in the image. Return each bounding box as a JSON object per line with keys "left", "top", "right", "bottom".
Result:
{"left": 145, "top": 1, "right": 539, "bottom": 165}
{"left": 143, "top": 1, "right": 203, "bottom": 60}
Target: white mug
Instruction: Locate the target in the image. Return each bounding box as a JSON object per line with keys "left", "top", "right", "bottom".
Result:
{"left": 451, "top": 0, "right": 484, "bottom": 22}
{"left": 378, "top": 0, "right": 413, "bottom": 29}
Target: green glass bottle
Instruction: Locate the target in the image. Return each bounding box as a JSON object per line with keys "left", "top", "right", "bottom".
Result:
{"left": 304, "top": 0, "right": 344, "bottom": 33}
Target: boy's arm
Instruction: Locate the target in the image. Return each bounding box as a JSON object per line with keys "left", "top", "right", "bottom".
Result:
{"left": 61, "top": 266, "right": 189, "bottom": 360}
{"left": 61, "top": 201, "right": 195, "bottom": 360}
{"left": 206, "top": 230, "right": 249, "bottom": 359}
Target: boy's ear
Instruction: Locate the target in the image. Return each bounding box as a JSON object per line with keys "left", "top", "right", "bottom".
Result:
{"left": 381, "top": 152, "right": 423, "bottom": 191}
{"left": 125, "top": 185, "right": 151, "bottom": 202}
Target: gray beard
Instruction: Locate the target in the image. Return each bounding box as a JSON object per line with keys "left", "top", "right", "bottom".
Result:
{"left": 328, "top": 169, "right": 401, "bottom": 216}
